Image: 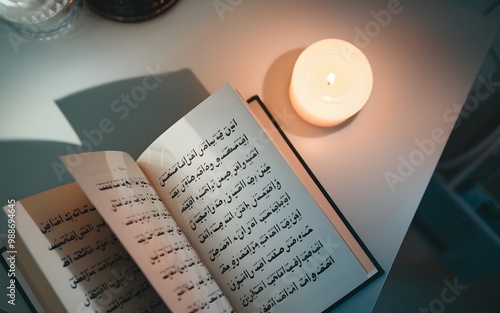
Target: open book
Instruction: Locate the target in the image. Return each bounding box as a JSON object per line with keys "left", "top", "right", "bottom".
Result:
{"left": 4, "top": 84, "right": 382, "bottom": 313}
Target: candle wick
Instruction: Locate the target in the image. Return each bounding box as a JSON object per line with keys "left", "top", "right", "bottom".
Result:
{"left": 326, "top": 72, "right": 335, "bottom": 86}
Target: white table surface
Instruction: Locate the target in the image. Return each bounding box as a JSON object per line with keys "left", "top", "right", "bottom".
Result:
{"left": 0, "top": 0, "right": 496, "bottom": 312}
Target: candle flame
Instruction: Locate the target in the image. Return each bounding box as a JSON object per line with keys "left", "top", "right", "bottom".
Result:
{"left": 326, "top": 72, "right": 335, "bottom": 86}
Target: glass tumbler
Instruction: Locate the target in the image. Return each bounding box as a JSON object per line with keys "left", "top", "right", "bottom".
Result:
{"left": 0, "top": 0, "right": 83, "bottom": 40}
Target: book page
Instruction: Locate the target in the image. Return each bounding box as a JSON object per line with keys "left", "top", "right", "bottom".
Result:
{"left": 61, "top": 152, "right": 234, "bottom": 313}
{"left": 138, "top": 84, "right": 376, "bottom": 312}
{"left": 5, "top": 183, "right": 166, "bottom": 313}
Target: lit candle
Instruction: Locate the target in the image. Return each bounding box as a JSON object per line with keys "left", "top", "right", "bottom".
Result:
{"left": 289, "top": 39, "right": 373, "bottom": 127}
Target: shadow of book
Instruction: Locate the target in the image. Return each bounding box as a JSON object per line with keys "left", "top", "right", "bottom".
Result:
{"left": 0, "top": 69, "right": 208, "bottom": 202}
{"left": 56, "top": 68, "right": 209, "bottom": 159}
